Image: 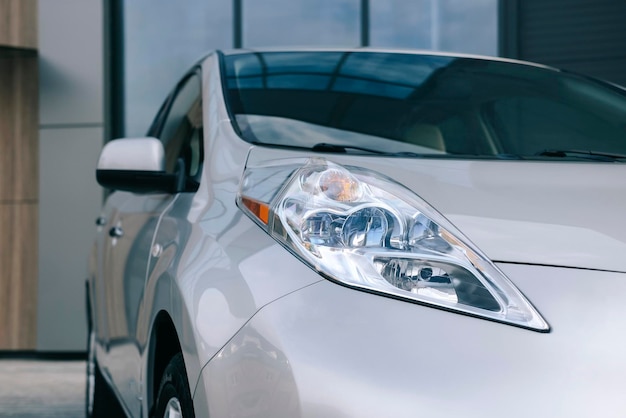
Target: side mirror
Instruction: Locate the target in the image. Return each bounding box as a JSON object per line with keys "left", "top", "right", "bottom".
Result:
{"left": 96, "top": 137, "right": 181, "bottom": 193}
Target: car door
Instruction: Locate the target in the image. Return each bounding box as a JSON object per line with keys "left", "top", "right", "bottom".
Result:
{"left": 100, "top": 70, "right": 203, "bottom": 416}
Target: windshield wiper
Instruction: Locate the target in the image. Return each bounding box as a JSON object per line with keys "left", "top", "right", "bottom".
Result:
{"left": 249, "top": 141, "right": 421, "bottom": 156}
{"left": 312, "top": 143, "right": 437, "bottom": 158}
{"left": 536, "top": 149, "right": 626, "bottom": 162}
{"left": 311, "top": 143, "right": 390, "bottom": 155}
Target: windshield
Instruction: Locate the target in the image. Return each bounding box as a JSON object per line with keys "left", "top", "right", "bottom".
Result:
{"left": 223, "top": 51, "right": 626, "bottom": 160}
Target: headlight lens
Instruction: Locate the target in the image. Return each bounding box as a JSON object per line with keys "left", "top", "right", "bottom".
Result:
{"left": 239, "top": 157, "right": 549, "bottom": 332}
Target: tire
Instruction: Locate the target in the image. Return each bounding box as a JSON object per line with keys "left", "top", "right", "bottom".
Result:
{"left": 153, "top": 353, "right": 195, "bottom": 418}
{"left": 86, "top": 328, "right": 126, "bottom": 418}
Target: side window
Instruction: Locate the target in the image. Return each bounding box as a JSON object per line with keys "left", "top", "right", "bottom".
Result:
{"left": 152, "top": 72, "right": 204, "bottom": 182}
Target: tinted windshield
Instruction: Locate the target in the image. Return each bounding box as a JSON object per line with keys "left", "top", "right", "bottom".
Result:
{"left": 223, "top": 51, "right": 626, "bottom": 160}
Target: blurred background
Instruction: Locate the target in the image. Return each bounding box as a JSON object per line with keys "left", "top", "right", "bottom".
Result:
{"left": 0, "top": 0, "right": 624, "bottom": 353}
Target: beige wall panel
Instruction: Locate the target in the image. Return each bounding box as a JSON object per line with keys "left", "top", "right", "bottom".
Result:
{"left": 0, "top": 203, "right": 38, "bottom": 349}
{"left": 0, "top": 54, "right": 38, "bottom": 347}
{"left": 0, "top": 205, "right": 11, "bottom": 347}
{"left": 0, "top": 0, "right": 37, "bottom": 49}
{"left": 0, "top": 57, "right": 16, "bottom": 201}
{"left": 13, "top": 56, "right": 39, "bottom": 201}
{"left": 0, "top": 3, "right": 39, "bottom": 349}
{"left": 0, "top": 55, "right": 38, "bottom": 202}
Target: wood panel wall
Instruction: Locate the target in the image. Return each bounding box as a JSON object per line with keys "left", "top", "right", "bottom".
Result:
{"left": 0, "top": 0, "right": 38, "bottom": 349}
{"left": 0, "top": 0, "right": 37, "bottom": 49}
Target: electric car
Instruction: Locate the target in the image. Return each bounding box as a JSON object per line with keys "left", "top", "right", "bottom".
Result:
{"left": 86, "top": 48, "right": 626, "bottom": 418}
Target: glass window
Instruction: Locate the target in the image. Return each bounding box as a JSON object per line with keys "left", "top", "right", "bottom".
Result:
{"left": 370, "top": 0, "right": 432, "bottom": 49}
{"left": 224, "top": 51, "right": 626, "bottom": 161}
{"left": 488, "top": 96, "right": 626, "bottom": 156}
{"left": 123, "top": 0, "right": 230, "bottom": 137}
{"left": 243, "top": 0, "right": 360, "bottom": 47}
{"left": 437, "top": 0, "right": 498, "bottom": 55}
{"left": 154, "top": 74, "right": 203, "bottom": 180}
{"left": 120, "top": 0, "right": 498, "bottom": 138}
{"left": 370, "top": 0, "right": 498, "bottom": 55}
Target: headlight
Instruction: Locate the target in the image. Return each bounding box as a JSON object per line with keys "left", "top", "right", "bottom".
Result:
{"left": 238, "top": 157, "right": 549, "bottom": 332}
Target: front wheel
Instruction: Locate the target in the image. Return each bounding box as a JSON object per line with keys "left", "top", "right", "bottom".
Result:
{"left": 154, "top": 353, "right": 195, "bottom": 418}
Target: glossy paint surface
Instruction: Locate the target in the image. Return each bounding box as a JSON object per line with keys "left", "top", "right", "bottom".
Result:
{"left": 97, "top": 137, "right": 165, "bottom": 171}
{"left": 198, "top": 264, "right": 626, "bottom": 417}
{"left": 90, "top": 54, "right": 323, "bottom": 417}
{"left": 88, "top": 50, "right": 626, "bottom": 418}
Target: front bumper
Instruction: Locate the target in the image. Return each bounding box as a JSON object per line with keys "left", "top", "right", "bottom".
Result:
{"left": 194, "top": 263, "right": 626, "bottom": 417}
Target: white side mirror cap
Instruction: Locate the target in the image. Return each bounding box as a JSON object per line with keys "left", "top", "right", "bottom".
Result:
{"left": 97, "top": 137, "right": 165, "bottom": 172}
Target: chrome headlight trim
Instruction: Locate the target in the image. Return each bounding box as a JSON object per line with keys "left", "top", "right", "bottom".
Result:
{"left": 238, "top": 157, "right": 550, "bottom": 332}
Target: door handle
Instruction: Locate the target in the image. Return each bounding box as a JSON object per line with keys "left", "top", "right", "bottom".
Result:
{"left": 109, "top": 226, "right": 124, "bottom": 238}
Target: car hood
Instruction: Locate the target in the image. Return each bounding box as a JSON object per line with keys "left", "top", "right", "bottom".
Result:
{"left": 356, "top": 158, "right": 626, "bottom": 273}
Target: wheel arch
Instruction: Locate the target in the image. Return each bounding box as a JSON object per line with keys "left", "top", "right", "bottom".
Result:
{"left": 147, "top": 310, "right": 182, "bottom": 414}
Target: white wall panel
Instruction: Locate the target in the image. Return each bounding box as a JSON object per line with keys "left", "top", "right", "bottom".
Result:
{"left": 37, "top": 127, "right": 103, "bottom": 350}
{"left": 39, "top": 0, "right": 103, "bottom": 126}
{"left": 37, "top": 1, "right": 103, "bottom": 351}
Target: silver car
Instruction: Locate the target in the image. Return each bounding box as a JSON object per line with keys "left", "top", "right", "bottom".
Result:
{"left": 86, "top": 48, "right": 626, "bottom": 418}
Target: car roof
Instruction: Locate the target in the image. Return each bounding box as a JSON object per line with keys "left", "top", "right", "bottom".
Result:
{"left": 218, "top": 47, "right": 557, "bottom": 71}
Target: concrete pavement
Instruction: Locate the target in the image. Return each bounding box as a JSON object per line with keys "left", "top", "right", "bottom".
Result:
{"left": 0, "top": 359, "right": 85, "bottom": 417}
